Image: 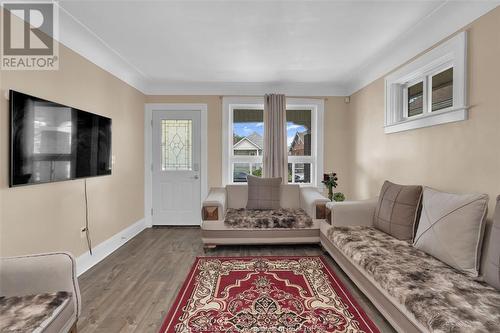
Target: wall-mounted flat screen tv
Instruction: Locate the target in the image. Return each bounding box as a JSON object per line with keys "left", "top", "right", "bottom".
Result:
{"left": 10, "top": 90, "right": 112, "bottom": 187}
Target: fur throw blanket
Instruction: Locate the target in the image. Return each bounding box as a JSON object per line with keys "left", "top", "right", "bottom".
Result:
{"left": 0, "top": 291, "right": 71, "bottom": 332}
{"left": 224, "top": 208, "right": 313, "bottom": 229}
{"left": 328, "top": 226, "right": 500, "bottom": 333}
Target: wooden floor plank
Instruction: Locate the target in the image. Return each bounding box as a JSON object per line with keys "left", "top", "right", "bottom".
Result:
{"left": 77, "top": 227, "right": 395, "bottom": 333}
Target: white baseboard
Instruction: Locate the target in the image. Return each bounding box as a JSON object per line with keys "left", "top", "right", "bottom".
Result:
{"left": 76, "top": 218, "right": 147, "bottom": 276}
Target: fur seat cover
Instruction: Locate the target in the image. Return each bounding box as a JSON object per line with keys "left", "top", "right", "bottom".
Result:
{"left": 0, "top": 291, "right": 71, "bottom": 332}
{"left": 327, "top": 226, "right": 500, "bottom": 333}
{"left": 224, "top": 208, "right": 313, "bottom": 229}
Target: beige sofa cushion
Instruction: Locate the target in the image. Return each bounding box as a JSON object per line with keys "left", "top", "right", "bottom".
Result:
{"left": 414, "top": 187, "right": 489, "bottom": 277}
{"left": 246, "top": 175, "right": 281, "bottom": 210}
{"left": 373, "top": 180, "right": 422, "bottom": 240}
{"left": 226, "top": 184, "right": 300, "bottom": 209}
{"left": 482, "top": 195, "right": 500, "bottom": 290}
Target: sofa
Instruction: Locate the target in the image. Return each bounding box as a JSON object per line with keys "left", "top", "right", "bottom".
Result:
{"left": 0, "top": 252, "right": 81, "bottom": 333}
{"left": 201, "top": 178, "right": 500, "bottom": 332}
{"left": 201, "top": 184, "right": 329, "bottom": 247}
{"left": 320, "top": 197, "right": 500, "bottom": 333}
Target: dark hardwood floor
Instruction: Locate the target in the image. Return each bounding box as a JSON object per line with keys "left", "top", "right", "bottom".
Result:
{"left": 77, "top": 227, "right": 395, "bottom": 333}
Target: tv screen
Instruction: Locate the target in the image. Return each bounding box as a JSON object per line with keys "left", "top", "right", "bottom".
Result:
{"left": 10, "top": 90, "right": 112, "bottom": 187}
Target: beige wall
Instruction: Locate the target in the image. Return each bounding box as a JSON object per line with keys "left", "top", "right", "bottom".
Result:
{"left": 323, "top": 97, "right": 352, "bottom": 197}
{"left": 145, "top": 95, "right": 350, "bottom": 193}
{"left": 0, "top": 71, "right": 348, "bottom": 258}
{"left": 346, "top": 7, "right": 500, "bottom": 218}
{"left": 0, "top": 44, "right": 145, "bottom": 257}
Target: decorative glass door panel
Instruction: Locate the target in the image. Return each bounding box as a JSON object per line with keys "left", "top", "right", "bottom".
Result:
{"left": 161, "top": 120, "right": 192, "bottom": 171}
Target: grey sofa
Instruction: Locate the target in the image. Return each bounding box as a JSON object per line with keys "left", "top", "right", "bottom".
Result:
{"left": 0, "top": 252, "right": 81, "bottom": 333}
{"left": 320, "top": 198, "right": 500, "bottom": 333}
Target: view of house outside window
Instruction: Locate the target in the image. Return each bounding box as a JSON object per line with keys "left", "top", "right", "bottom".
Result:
{"left": 287, "top": 109, "right": 312, "bottom": 183}
{"left": 231, "top": 108, "right": 313, "bottom": 184}
{"left": 232, "top": 109, "right": 264, "bottom": 182}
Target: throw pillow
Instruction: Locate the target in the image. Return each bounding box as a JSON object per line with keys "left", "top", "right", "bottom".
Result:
{"left": 481, "top": 195, "right": 500, "bottom": 289}
{"left": 246, "top": 175, "right": 281, "bottom": 210}
{"left": 373, "top": 180, "right": 423, "bottom": 240}
{"left": 414, "top": 187, "right": 488, "bottom": 277}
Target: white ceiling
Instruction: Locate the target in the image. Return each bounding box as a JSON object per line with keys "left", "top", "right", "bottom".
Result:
{"left": 54, "top": 0, "right": 499, "bottom": 95}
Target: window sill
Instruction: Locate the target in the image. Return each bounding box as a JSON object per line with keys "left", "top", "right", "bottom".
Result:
{"left": 384, "top": 106, "right": 468, "bottom": 134}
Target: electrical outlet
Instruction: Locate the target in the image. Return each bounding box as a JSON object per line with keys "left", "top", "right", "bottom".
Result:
{"left": 80, "top": 227, "right": 87, "bottom": 239}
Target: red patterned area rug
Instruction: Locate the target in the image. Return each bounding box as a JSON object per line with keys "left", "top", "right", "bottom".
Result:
{"left": 159, "top": 256, "right": 380, "bottom": 333}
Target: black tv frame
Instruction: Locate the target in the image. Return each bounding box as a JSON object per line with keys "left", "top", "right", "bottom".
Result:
{"left": 9, "top": 90, "right": 112, "bottom": 187}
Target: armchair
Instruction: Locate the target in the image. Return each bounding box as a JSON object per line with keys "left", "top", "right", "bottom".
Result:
{"left": 0, "top": 252, "right": 81, "bottom": 333}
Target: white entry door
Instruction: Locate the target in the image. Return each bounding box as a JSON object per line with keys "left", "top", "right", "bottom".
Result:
{"left": 152, "top": 110, "right": 201, "bottom": 225}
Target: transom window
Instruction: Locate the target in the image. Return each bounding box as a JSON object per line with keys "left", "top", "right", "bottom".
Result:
{"left": 385, "top": 32, "right": 467, "bottom": 134}
{"left": 222, "top": 97, "right": 324, "bottom": 187}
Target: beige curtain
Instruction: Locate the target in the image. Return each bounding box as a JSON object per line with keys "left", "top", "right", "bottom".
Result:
{"left": 263, "top": 94, "right": 287, "bottom": 181}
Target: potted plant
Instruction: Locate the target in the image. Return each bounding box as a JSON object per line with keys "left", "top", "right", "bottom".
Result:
{"left": 333, "top": 192, "right": 345, "bottom": 202}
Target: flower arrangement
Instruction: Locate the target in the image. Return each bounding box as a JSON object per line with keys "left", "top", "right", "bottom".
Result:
{"left": 322, "top": 172, "right": 338, "bottom": 201}
{"left": 322, "top": 173, "right": 346, "bottom": 202}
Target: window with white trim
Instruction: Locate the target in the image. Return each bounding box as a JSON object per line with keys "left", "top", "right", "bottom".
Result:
{"left": 222, "top": 97, "right": 324, "bottom": 187}
{"left": 287, "top": 108, "right": 313, "bottom": 184}
{"left": 385, "top": 32, "right": 467, "bottom": 134}
{"left": 231, "top": 107, "right": 264, "bottom": 182}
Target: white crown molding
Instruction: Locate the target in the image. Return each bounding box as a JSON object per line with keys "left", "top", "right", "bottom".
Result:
{"left": 56, "top": 3, "right": 149, "bottom": 93}
{"left": 5, "top": 1, "right": 497, "bottom": 96}
{"left": 345, "top": 1, "right": 500, "bottom": 96}
{"left": 143, "top": 81, "right": 348, "bottom": 96}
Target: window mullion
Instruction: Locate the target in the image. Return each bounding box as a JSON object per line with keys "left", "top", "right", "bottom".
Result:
{"left": 232, "top": 156, "right": 262, "bottom": 163}
{"left": 403, "top": 86, "right": 409, "bottom": 119}
{"left": 424, "top": 75, "right": 430, "bottom": 115}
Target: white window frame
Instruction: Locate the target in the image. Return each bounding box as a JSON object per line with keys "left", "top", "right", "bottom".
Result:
{"left": 222, "top": 97, "right": 324, "bottom": 187}
{"left": 384, "top": 32, "right": 467, "bottom": 134}
{"left": 226, "top": 98, "right": 265, "bottom": 183}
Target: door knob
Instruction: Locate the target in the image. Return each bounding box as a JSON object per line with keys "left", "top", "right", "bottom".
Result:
{"left": 193, "top": 175, "right": 199, "bottom": 180}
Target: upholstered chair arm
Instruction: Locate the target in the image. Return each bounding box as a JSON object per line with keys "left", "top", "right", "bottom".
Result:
{"left": 202, "top": 187, "right": 227, "bottom": 221}
{"left": 0, "top": 252, "right": 81, "bottom": 317}
{"left": 326, "top": 198, "right": 378, "bottom": 227}
{"left": 300, "top": 187, "right": 330, "bottom": 219}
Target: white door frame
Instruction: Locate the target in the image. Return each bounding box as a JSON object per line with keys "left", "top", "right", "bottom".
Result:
{"left": 144, "top": 103, "right": 208, "bottom": 227}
